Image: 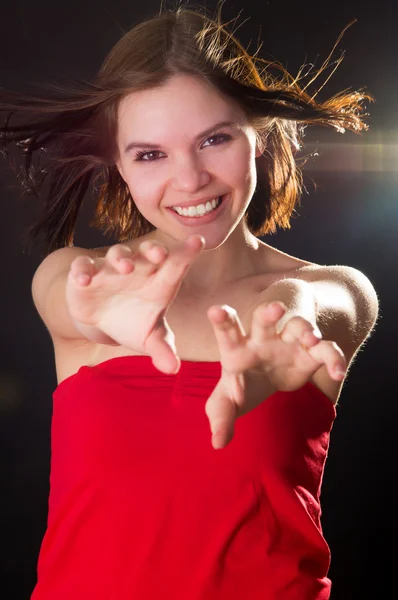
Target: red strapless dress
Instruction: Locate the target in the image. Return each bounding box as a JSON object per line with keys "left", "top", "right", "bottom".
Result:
{"left": 31, "top": 356, "right": 335, "bottom": 600}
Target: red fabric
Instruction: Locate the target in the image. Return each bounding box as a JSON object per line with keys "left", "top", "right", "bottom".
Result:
{"left": 31, "top": 356, "right": 336, "bottom": 600}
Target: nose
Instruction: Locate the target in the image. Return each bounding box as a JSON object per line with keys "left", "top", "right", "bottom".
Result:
{"left": 170, "top": 155, "right": 211, "bottom": 193}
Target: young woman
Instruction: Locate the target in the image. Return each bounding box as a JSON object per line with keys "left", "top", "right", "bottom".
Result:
{"left": 1, "top": 4, "right": 378, "bottom": 599}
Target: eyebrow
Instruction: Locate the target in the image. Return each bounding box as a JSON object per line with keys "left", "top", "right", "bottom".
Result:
{"left": 124, "top": 120, "right": 240, "bottom": 154}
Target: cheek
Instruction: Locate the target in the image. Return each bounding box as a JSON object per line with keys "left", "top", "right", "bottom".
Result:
{"left": 206, "top": 145, "right": 252, "bottom": 183}
{"left": 123, "top": 167, "right": 163, "bottom": 203}
{"left": 226, "top": 146, "right": 256, "bottom": 184}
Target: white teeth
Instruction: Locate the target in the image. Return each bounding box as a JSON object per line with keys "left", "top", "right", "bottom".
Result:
{"left": 172, "top": 197, "right": 221, "bottom": 217}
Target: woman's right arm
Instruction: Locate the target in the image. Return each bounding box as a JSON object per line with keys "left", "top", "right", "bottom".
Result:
{"left": 31, "top": 235, "right": 204, "bottom": 374}
{"left": 31, "top": 246, "right": 118, "bottom": 345}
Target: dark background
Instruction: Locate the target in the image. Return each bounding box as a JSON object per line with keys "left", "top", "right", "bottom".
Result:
{"left": 0, "top": 1, "right": 396, "bottom": 598}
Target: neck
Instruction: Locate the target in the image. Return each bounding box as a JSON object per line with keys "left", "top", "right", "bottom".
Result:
{"left": 153, "top": 223, "right": 263, "bottom": 296}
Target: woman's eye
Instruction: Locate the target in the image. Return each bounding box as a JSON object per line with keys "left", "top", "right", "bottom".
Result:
{"left": 133, "top": 150, "right": 163, "bottom": 162}
{"left": 202, "top": 133, "right": 231, "bottom": 147}
{"left": 133, "top": 132, "right": 231, "bottom": 162}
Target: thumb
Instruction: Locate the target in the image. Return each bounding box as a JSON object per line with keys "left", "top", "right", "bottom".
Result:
{"left": 205, "top": 391, "right": 237, "bottom": 450}
{"left": 144, "top": 318, "right": 181, "bottom": 375}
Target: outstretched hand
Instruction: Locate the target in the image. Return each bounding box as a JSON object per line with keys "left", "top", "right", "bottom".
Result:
{"left": 205, "top": 301, "right": 346, "bottom": 449}
{"left": 66, "top": 234, "right": 206, "bottom": 375}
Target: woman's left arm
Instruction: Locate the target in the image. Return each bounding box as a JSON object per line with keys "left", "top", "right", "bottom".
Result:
{"left": 205, "top": 266, "right": 379, "bottom": 449}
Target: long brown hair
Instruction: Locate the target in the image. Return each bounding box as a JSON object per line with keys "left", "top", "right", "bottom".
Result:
{"left": 0, "top": 2, "right": 372, "bottom": 256}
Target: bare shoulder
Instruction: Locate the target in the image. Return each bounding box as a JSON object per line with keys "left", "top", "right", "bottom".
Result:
{"left": 296, "top": 262, "right": 376, "bottom": 288}
{"left": 256, "top": 247, "right": 379, "bottom": 403}
{"left": 44, "top": 240, "right": 152, "bottom": 385}
{"left": 258, "top": 243, "right": 379, "bottom": 345}
{"left": 260, "top": 241, "right": 376, "bottom": 301}
{"left": 32, "top": 245, "right": 110, "bottom": 385}
{"left": 254, "top": 235, "right": 375, "bottom": 306}
{"left": 257, "top": 239, "right": 378, "bottom": 335}
{"left": 294, "top": 264, "right": 379, "bottom": 381}
{"left": 32, "top": 245, "right": 99, "bottom": 308}
{"left": 295, "top": 263, "right": 379, "bottom": 327}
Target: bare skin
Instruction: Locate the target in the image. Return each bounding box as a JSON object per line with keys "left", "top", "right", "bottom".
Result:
{"left": 66, "top": 235, "right": 206, "bottom": 375}
{"left": 59, "top": 232, "right": 351, "bottom": 450}
{"left": 63, "top": 233, "right": 313, "bottom": 378}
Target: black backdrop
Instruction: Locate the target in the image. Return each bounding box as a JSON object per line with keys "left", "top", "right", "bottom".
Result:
{"left": 1, "top": 1, "right": 397, "bottom": 598}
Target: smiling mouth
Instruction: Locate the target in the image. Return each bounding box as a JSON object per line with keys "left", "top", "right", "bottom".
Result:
{"left": 171, "top": 196, "right": 222, "bottom": 218}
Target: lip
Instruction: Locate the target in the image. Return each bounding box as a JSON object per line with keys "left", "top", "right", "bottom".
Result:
{"left": 167, "top": 194, "right": 227, "bottom": 225}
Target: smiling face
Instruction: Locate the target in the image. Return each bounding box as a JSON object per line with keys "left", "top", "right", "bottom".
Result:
{"left": 115, "top": 74, "right": 263, "bottom": 248}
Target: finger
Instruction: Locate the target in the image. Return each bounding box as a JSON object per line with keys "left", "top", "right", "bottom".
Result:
{"left": 207, "top": 304, "right": 247, "bottom": 351}
{"left": 128, "top": 241, "right": 168, "bottom": 276}
{"left": 250, "top": 302, "right": 287, "bottom": 345}
{"left": 307, "top": 340, "right": 347, "bottom": 381}
{"left": 106, "top": 243, "right": 141, "bottom": 274}
{"left": 144, "top": 322, "right": 181, "bottom": 375}
{"left": 138, "top": 240, "right": 169, "bottom": 265}
{"left": 69, "top": 255, "right": 103, "bottom": 286}
{"left": 205, "top": 391, "right": 237, "bottom": 450}
{"left": 107, "top": 242, "right": 167, "bottom": 276}
{"left": 280, "top": 316, "right": 321, "bottom": 346}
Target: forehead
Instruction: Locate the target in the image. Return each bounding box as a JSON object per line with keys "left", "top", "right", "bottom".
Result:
{"left": 117, "top": 74, "right": 247, "bottom": 136}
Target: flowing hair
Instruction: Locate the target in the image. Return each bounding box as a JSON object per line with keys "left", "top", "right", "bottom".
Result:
{"left": 0, "top": 1, "right": 372, "bottom": 256}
